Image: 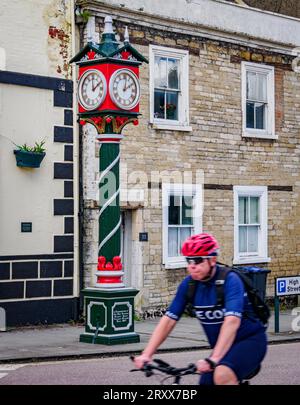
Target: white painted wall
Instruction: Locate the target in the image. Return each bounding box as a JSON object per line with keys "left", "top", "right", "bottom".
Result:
{"left": 99, "top": 0, "right": 300, "bottom": 49}
{"left": 0, "top": 0, "right": 75, "bottom": 257}
{"left": 0, "top": 84, "right": 65, "bottom": 255}
{"left": 0, "top": 0, "right": 72, "bottom": 79}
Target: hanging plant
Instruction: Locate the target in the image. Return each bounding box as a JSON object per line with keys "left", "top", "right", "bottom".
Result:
{"left": 13, "top": 140, "right": 46, "bottom": 168}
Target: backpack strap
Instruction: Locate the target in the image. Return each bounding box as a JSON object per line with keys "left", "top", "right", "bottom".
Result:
{"left": 186, "top": 278, "right": 197, "bottom": 301}
{"left": 215, "top": 267, "right": 231, "bottom": 306}
{"left": 184, "top": 278, "right": 198, "bottom": 317}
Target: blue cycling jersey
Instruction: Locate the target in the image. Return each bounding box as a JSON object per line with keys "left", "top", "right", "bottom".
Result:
{"left": 166, "top": 265, "right": 266, "bottom": 347}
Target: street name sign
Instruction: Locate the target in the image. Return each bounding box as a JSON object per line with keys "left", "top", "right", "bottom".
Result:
{"left": 276, "top": 276, "right": 300, "bottom": 296}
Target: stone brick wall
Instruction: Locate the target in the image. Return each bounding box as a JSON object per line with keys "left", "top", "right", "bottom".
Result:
{"left": 242, "top": 0, "right": 300, "bottom": 18}
{"left": 80, "top": 16, "right": 300, "bottom": 309}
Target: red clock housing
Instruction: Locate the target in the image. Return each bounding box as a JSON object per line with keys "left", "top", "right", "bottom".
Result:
{"left": 78, "top": 63, "right": 140, "bottom": 114}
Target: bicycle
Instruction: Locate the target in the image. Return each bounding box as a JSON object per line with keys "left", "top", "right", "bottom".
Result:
{"left": 130, "top": 356, "right": 261, "bottom": 385}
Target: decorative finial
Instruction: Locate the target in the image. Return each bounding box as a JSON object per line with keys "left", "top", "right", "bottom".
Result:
{"left": 124, "top": 26, "right": 130, "bottom": 43}
{"left": 87, "top": 16, "right": 97, "bottom": 44}
{"left": 98, "top": 15, "right": 119, "bottom": 55}
{"left": 104, "top": 16, "right": 114, "bottom": 34}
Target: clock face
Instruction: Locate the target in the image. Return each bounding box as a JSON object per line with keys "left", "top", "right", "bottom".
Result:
{"left": 78, "top": 69, "right": 107, "bottom": 111}
{"left": 109, "top": 69, "right": 140, "bottom": 110}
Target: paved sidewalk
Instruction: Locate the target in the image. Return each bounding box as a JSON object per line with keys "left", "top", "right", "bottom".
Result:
{"left": 0, "top": 310, "right": 299, "bottom": 363}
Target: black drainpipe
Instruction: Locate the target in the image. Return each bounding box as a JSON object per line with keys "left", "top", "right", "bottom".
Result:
{"left": 78, "top": 123, "right": 84, "bottom": 313}
{"left": 78, "top": 23, "right": 85, "bottom": 314}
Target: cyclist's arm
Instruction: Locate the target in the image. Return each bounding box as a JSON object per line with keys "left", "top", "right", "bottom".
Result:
{"left": 143, "top": 315, "right": 177, "bottom": 356}
{"left": 209, "top": 272, "right": 244, "bottom": 364}
{"left": 209, "top": 315, "right": 241, "bottom": 364}
{"left": 134, "top": 316, "right": 176, "bottom": 368}
{"left": 134, "top": 278, "right": 189, "bottom": 369}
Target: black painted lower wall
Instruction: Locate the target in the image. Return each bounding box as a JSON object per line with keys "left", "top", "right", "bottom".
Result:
{"left": 1, "top": 298, "right": 79, "bottom": 327}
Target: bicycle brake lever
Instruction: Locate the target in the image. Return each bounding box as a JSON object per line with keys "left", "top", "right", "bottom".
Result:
{"left": 189, "top": 363, "right": 197, "bottom": 371}
{"left": 142, "top": 364, "right": 154, "bottom": 377}
{"left": 184, "top": 364, "right": 198, "bottom": 374}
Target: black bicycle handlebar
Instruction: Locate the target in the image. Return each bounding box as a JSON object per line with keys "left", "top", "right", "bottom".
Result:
{"left": 130, "top": 355, "right": 198, "bottom": 378}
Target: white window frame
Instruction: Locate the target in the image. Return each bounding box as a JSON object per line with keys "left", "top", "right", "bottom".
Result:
{"left": 241, "top": 62, "right": 276, "bottom": 139}
{"left": 149, "top": 45, "right": 191, "bottom": 132}
{"left": 162, "top": 183, "right": 202, "bottom": 269}
{"left": 233, "top": 186, "right": 270, "bottom": 265}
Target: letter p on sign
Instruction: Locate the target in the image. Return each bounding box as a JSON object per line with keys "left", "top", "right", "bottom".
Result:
{"left": 277, "top": 280, "right": 286, "bottom": 294}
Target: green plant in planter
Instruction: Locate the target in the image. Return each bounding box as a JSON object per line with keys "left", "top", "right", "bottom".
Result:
{"left": 13, "top": 140, "right": 46, "bottom": 168}
{"left": 15, "top": 140, "right": 46, "bottom": 153}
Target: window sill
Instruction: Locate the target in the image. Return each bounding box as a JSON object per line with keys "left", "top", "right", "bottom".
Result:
{"left": 233, "top": 257, "right": 271, "bottom": 265}
{"left": 164, "top": 261, "right": 186, "bottom": 270}
{"left": 152, "top": 123, "right": 193, "bottom": 132}
{"left": 242, "top": 132, "right": 278, "bottom": 140}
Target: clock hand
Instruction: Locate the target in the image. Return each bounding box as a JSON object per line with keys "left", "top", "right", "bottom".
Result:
{"left": 123, "top": 81, "right": 133, "bottom": 92}
{"left": 92, "top": 81, "right": 101, "bottom": 92}
{"left": 127, "top": 84, "right": 134, "bottom": 92}
{"left": 123, "top": 78, "right": 128, "bottom": 92}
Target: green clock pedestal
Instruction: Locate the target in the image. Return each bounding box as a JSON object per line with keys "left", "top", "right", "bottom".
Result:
{"left": 80, "top": 287, "right": 140, "bottom": 345}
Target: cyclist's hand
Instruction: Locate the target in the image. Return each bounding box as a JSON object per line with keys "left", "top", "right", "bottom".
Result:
{"left": 133, "top": 353, "right": 152, "bottom": 369}
{"left": 197, "top": 359, "right": 213, "bottom": 373}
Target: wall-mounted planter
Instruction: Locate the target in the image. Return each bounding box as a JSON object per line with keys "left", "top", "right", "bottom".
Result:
{"left": 14, "top": 150, "right": 46, "bottom": 168}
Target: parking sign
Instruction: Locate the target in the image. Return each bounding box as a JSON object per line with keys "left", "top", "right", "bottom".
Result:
{"left": 276, "top": 276, "right": 300, "bottom": 296}
{"left": 277, "top": 280, "right": 286, "bottom": 294}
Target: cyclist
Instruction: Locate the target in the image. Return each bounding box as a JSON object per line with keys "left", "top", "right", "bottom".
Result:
{"left": 133, "top": 233, "right": 267, "bottom": 385}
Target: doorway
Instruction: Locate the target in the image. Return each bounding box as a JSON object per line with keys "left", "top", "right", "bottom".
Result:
{"left": 121, "top": 210, "right": 132, "bottom": 287}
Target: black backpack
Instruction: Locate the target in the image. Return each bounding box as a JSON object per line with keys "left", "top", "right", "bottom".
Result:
{"left": 185, "top": 264, "right": 270, "bottom": 325}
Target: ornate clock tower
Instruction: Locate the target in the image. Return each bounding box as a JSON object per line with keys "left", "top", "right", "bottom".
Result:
{"left": 70, "top": 16, "right": 148, "bottom": 345}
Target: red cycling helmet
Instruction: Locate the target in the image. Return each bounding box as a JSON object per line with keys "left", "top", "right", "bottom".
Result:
{"left": 181, "top": 233, "right": 219, "bottom": 257}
